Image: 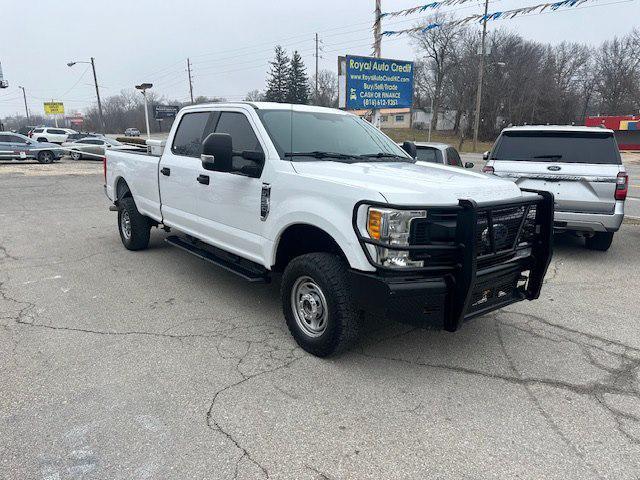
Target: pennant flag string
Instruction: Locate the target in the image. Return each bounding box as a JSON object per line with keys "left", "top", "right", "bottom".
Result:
{"left": 379, "top": 0, "right": 488, "bottom": 21}
{"left": 380, "top": 0, "right": 590, "bottom": 36}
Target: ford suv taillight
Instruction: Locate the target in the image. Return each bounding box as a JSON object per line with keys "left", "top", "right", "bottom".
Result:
{"left": 615, "top": 172, "right": 628, "bottom": 201}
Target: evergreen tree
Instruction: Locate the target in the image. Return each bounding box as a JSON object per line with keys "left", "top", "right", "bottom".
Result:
{"left": 264, "top": 46, "right": 290, "bottom": 103}
{"left": 287, "top": 51, "right": 310, "bottom": 104}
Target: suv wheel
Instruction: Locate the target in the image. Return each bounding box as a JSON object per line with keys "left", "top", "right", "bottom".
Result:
{"left": 281, "top": 253, "right": 361, "bottom": 357}
{"left": 585, "top": 232, "right": 614, "bottom": 251}
{"left": 118, "top": 197, "right": 151, "bottom": 251}
{"left": 70, "top": 151, "right": 82, "bottom": 160}
{"left": 37, "top": 151, "right": 54, "bottom": 164}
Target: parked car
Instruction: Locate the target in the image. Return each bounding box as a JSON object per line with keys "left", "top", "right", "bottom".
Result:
{"left": 63, "top": 137, "right": 140, "bottom": 160}
{"left": 17, "top": 125, "right": 37, "bottom": 136}
{"left": 65, "top": 132, "right": 103, "bottom": 142}
{"left": 0, "top": 132, "right": 63, "bottom": 163}
{"left": 403, "top": 141, "right": 473, "bottom": 168}
{"left": 105, "top": 102, "right": 554, "bottom": 357}
{"left": 29, "top": 127, "right": 77, "bottom": 144}
{"left": 483, "top": 125, "right": 627, "bottom": 251}
{"left": 124, "top": 128, "right": 141, "bottom": 137}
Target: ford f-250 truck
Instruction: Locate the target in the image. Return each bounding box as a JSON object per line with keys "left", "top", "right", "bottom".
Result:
{"left": 104, "top": 102, "right": 554, "bottom": 357}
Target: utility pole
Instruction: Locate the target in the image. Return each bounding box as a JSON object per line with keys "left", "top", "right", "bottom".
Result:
{"left": 372, "top": 0, "right": 382, "bottom": 128}
{"left": 90, "top": 57, "right": 104, "bottom": 131}
{"left": 135, "top": 83, "right": 153, "bottom": 139}
{"left": 187, "top": 58, "right": 194, "bottom": 104}
{"left": 472, "top": 0, "right": 489, "bottom": 152}
{"left": 18, "top": 86, "right": 29, "bottom": 122}
{"left": 315, "top": 33, "right": 319, "bottom": 101}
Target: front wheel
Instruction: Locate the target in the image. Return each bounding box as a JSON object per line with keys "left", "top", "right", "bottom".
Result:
{"left": 585, "top": 231, "right": 614, "bottom": 251}
{"left": 281, "top": 253, "right": 361, "bottom": 357}
{"left": 37, "top": 151, "right": 54, "bottom": 164}
{"left": 118, "top": 197, "right": 151, "bottom": 251}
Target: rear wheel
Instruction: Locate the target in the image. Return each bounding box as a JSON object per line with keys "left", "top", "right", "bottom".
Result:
{"left": 281, "top": 253, "right": 361, "bottom": 357}
{"left": 37, "top": 151, "right": 54, "bottom": 164}
{"left": 118, "top": 197, "right": 151, "bottom": 251}
{"left": 70, "top": 151, "right": 82, "bottom": 160}
{"left": 585, "top": 231, "right": 614, "bottom": 251}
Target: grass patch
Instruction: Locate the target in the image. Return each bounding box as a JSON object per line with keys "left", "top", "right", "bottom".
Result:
{"left": 382, "top": 128, "right": 494, "bottom": 153}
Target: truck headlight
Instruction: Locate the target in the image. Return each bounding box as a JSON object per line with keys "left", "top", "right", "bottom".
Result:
{"left": 366, "top": 207, "right": 426, "bottom": 268}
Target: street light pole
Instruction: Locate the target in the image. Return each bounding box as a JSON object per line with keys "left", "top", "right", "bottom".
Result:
{"left": 67, "top": 58, "right": 105, "bottom": 131}
{"left": 472, "top": 0, "right": 489, "bottom": 152}
{"left": 135, "top": 83, "right": 153, "bottom": 139}
{"left": 18, "top": 86, "right": 30, "bottom": 122}
{"left": 90, "top": 57, "right": 104, "bottom": 131}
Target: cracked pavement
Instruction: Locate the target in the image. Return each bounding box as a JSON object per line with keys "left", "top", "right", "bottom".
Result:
{"left": 1, "top": 161, "right": 640, "bottom": 479}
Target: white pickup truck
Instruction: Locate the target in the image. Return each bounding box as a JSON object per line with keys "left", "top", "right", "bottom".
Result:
{"left": 105, "top": 102, "right": 554, "bottom": 357}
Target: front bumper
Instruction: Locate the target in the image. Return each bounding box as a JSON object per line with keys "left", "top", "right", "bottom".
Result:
{"left": 554, "top": 202, "right": 624, "bottom": 233}
{"left": 349, "top": 191, "right": 554, "bottom": 331}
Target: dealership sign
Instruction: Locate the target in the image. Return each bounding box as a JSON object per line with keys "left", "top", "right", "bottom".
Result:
{"left": 154, "top": 105, "right": 180, "bottom": 119}
{"left": 44, "top": 102, "right": 65, "bottom": 115}
{"left": 339, "top": 55, "right": 414, "bottom": 110}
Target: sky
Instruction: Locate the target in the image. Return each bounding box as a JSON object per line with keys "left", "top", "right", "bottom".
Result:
{"left": 1, "top": 0, "right": 638, "bottom": 118}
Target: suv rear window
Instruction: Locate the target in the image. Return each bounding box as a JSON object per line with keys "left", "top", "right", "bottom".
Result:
{"left": 491, "top": 131, "right": 621, "bottom": 164}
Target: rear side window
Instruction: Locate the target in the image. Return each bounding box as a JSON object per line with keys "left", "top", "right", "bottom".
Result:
{"left": 50, "top": 129, "right": 66, "bottom": 135}
{"left": 171, "top": 112, "right": 215, "bottom": 157}
{"left": 445, "top": 147, "right": 461, "bottom": 166}
{"left": 416, "top": 147, "right": 441, "bottom": 163}
{"left": 491, "top": 131, "right": 621, "bottom": 164}
{"left": 33, "top": 128, "right": 44, "bottom": 133}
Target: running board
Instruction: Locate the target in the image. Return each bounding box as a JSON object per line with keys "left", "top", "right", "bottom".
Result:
{"left": 165, "top": 235, "right": 270, "bottom": 283}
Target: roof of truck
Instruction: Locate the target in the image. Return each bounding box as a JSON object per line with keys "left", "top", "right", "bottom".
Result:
{"left": 181, "top": 101, "right": 351, "bottom": 115}
{"left": 502, "top": 125, "right": 614, "bottom": 134}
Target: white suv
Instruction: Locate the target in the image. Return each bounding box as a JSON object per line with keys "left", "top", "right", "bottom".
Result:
{"left": 483, "top": 126, "right": 627, "bottom": 251}
{"left": 30, "top": 127, "right": 77, "bottom": 144}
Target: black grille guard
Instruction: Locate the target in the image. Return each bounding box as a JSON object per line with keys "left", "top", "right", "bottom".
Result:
{"left": 352, "top": 189, "right": 554, "bottom": 331}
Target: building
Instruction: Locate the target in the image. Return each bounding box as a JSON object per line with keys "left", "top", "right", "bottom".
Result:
{"left": 585, "top": 115, "right": 640, "bottom": 151}
{"left": 350, "top": 108, "right": 411, "bottom": 129}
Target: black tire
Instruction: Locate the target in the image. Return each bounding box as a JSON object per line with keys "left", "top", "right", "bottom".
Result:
{"left": 118, "top": 197, "right": 151, "bottom": 251}
{"left": 585, "top": 232, "right": 614, "bottom": 251}
{"left": 70, "top": 151, "right": 82, "bottom": 160}
{"left": 281, "top": 253, "right": 361, "bottom": 357}
{"left": 37, "top": 151, "right": 54, "bottom": 164}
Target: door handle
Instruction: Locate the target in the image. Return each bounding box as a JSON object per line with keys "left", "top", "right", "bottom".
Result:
{"left": 160, "top": 167, "right": 171, "bottom": 176}
{"left": 197, "top": 174, "right": 210, "bottom": 185}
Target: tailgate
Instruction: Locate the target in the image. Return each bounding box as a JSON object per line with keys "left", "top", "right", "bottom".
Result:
{"left": 494, "top": 161, "right": 619, "bottom": 214}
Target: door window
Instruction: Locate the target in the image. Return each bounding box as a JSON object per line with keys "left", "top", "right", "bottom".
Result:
{"left": 50, "top": 129, "right": 66, "bottom": 135}
{"left": 445, "top": 147, "right": 462, "bottom": 166}
{"left": 171, "top": 112, "right": 215, "bottom": 157}
{"left": 215, "top": 112, "right": 262, "bottom": 170}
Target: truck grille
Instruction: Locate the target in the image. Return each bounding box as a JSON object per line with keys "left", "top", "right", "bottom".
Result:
{"left": 409, "top": 203, "right": 538, "bottom": 268}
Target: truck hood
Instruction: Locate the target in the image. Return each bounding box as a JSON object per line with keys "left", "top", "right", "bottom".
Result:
{"left": 292, "top": 161, "right": 524, "bottom": 205}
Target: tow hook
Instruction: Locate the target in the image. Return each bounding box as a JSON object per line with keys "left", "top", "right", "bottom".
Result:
{"left": 108, "top": 205, "right": 119, "bottom": 212}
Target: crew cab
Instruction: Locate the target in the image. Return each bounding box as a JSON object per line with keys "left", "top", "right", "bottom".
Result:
{"left": 483, "top": 126, "right": 627, "bottom": 251}
{"left": 105, "top": 102, "right": 554, "bottom": 357}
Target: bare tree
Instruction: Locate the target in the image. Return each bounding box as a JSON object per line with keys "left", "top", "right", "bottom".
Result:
{"left": 310, "top": 70, "right": 338, "bottom": 107}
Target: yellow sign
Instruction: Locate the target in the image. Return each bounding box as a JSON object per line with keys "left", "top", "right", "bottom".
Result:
{"left": 44, "top": 102, "right": 65, "bottom": 115}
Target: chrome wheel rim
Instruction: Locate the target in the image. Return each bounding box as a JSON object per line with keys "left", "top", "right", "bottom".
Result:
{"left": 121, "top": 210, "right": 132, "bottom": 240}
{"left": 42, "top": 152, "right": 52, "bottom": 163}
{"left": 290, "top": 276, "right": 328, "bottom": 338}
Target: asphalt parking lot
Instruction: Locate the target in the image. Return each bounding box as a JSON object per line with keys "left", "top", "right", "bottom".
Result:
{"left": 1, "top": 159, "right": 640, "bottom": 479}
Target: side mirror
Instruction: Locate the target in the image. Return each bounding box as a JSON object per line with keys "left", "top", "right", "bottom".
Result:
{"left": 201, "top": 133, "right": 233, "bottom": 172}
{"left": 237, "top": 150, "right": 265, "bottom": 178}
{"left": 464, "top": 162, "right": 474, "bottom": 169}
{"left": 482, "top": 151, "right": 490, "bottom": 161}
{"left": 401, "top": 141, "right": 417, "bottom": 158}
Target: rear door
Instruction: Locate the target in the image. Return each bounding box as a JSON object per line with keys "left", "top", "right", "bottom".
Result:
{"left": 490, "top": 130, "right": 622, "bottom": 214}
{"left": 0, "top": 134, "right": 17, "bottom": 158}
{"left": 159, "top": 110, "right": 216, "bottom": 236}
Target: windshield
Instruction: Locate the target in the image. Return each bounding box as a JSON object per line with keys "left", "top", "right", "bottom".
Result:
{"left": 257, "top": 108, "right": 412, "bottom": 162}
{"left": 491, "top": 131, "right": 621, "bottom": 164}
{"left": 104, "top": 138, "right": 122, "bottom": 146}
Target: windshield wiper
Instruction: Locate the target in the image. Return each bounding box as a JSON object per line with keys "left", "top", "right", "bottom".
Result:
{"left": 534, "top": 154, "right": 563, "bottom": 159}
{"left": 285, "top": 151, "right": 358, "bottom": 162}
{"left": 358, "top": 152, "right": 413, "bottom": 162}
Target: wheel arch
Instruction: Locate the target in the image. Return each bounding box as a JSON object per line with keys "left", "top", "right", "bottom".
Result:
{"left": 272, "top": 223, "right": 349, "bottom": 273}
{"left": 115, "top": 176, "right": 132, "bottom": 202}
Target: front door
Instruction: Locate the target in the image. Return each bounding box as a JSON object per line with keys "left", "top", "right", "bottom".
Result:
{"left": 196, "top": 109, "right": 267, "bottom": 265}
